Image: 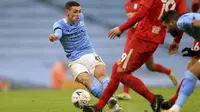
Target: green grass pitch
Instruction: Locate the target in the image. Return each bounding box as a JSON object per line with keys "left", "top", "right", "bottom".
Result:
{"left": 0, "top": 87, "right": 200, "bottom": 112}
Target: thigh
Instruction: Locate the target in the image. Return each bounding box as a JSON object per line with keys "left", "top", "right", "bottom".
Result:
{"left": 145, "top": 55, "right": 154, "bottom": 68}
{"left": 118, "top": 38, "right": 158, "bottom": 72}
{"left": 94, "top": 64, "right": 107, "bottom": 80}
{"left": 80, "top": 53, "right": 105, "bottom": 75}
{"left": 68, "top": 62, "right": 89, "bottom": 81}
{"left": 187, "top": 57, "right": 199, "bottom": 70}
{"left": 189, "top": 59, "right": 200, "bottom": 78}
{"left": 75, "top": 72, "right": 93, "bottom": 87}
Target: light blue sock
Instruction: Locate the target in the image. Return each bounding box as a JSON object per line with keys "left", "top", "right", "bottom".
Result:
{"left": 175, "top": 70, "right": 198, "bottom": 107}
{"left": 101, "top": 77, "right": 110, "bottom": 90}
{"left": 88, "top": 84, "right": 102, "bottom": 99}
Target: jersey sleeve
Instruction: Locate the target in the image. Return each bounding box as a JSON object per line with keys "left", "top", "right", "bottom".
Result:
{"left": 174, "top": 32, "right": 183, "bottom": 43}
{"left": 140, "top": 0, "right": 153, "bottom": 9}
{"left": 53, "top": 22, "right": 62, "bottom": 31}
{"left": 119, "top": 4, "right": 150, "bottom": 32}
{"left": 176, "top": 0, "right": 188, "bottom": 15}
{"left": 177, "top": 14, "right": 193, "bottom": 30}
{"left": 119, "top": 0, "right": 153, "bottom": 32}
{"left": 53, "top": 22, "right": 63, "bottom": 39}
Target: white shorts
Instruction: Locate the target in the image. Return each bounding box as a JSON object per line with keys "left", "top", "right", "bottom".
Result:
{"left": 68, "top": 53, "right": 105, "bottom": 80}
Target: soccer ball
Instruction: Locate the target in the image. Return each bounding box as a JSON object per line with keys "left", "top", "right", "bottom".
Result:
{"left": 71, "top": 89, "right": 91, "bottom": 108}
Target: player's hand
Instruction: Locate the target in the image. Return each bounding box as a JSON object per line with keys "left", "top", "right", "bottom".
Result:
{"left": 49, "top": 34, "right": 58, "bottom": 42}
{"left": 108, "top": 27, "right": 122, "bottom": 39}
{"left": 168, "top": 41, "right": 179, "bottom": 55}
{"left": 181, "top": 47, "right": 200, "bottom": 57}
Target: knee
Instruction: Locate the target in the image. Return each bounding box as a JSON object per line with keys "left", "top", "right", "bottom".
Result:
{"left": 76, "top": 76, "right": 92, "bottom": 87}
{"left": 116, "top": 68, "right": 131, "bottom": 81}
{"left": 145, "top": 64, "right": 154, "bottom": 71}
{"left": 94, "top": 65, "right": 107, "bottom": 81}
{"left": 116, "top": 72, "right": 131, "bottom": 85}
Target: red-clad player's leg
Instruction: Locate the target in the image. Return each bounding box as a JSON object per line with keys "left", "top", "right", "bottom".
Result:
{"left": 123, "top": 85, "right": 129, "bottom": 93}
{"left": 96, "top": 63, "right": 120, "bottom": 109}
{"left": 169, "top": 79, "right": 184, "bottom": 104}
{"left": 116, "top": 31, "right": 133, "bottom": 98}
{"left": 116, "top": 37, "right": 159, "bottom": 104}
{"left": 145, "top": 56, "right": 171, "bottom": 75}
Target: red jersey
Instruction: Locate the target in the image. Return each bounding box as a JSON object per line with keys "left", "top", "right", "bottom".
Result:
{"left": 120, "top": 0, "right": 187, "bottom": 44}
{"left": 125, "top": 0, "right": 140, "bottom": 38}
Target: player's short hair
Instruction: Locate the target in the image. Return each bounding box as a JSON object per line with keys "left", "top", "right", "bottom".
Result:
{"left": 161, "top": 10, "right": 180, "bottom": 23}
{"left": 65, "top": 1, "right": 80, "bottom": 10}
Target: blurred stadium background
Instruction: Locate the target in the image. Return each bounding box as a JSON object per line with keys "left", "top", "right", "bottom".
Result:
{"left": 0, "top": 0, "right": 195, "bottom": 90}
{"left": 1, "top": 0, "right": 200, "bottom": 112}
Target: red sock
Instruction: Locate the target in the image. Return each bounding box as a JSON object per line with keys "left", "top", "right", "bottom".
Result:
{"left": 96, "top": 63, "right": 119, "bottom": 109}
{"left": 169, "top": 79, "right": 184, "bottom": 104}
{"left": 153, "top": 63, "right": 171, "bottom": 75}
{"left": 117, "top": 72, "right": 155, "bottom": 104}
{"left": 123, "top": 85, "right": 129, "bottom": 93}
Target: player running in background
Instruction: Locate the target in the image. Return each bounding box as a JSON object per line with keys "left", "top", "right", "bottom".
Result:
{"left": 49, "top": 1, "right": 122, "bottom": 111}
{"left": 116, "top": 0, "right": 178, "bottom": 100}
{"left": 83, "top": 0, "right": 187, "bottom": 112}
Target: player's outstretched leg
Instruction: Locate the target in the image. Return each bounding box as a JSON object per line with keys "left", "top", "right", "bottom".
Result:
{"left": 116, "top": 71, "right": 164, "bottom": 112}
{"left": 93, "top": 64, "right": 110, "bottom": 90}
{"left": 162, "top": 58, "right": 200, "bottom": 111}
{"left": 90, "top": 61, "right": 123, "bottom": 111}
{"left": 75, "top": 72, "right": 103, "bottom": 99}
{"left": 82, "top": 63, "right": 123, "bottom": 112}
{"left": 145, "top": 56, "right": 178, "bottom": 86}
{"left": 161, "top": 80, "right": 184, "bottom": 110}
{"left": 165, "top": 61, "right": 200, "bottom": 112}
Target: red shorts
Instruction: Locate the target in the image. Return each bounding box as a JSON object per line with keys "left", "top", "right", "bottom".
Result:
{"left": 192, "top": 40, "right": 200, "bottom": 59}
{"left": 119, "top": 37, "right": 158, "bottom": 72}
{"left": 125, "top": 29, "right": 135, "bottom": 46}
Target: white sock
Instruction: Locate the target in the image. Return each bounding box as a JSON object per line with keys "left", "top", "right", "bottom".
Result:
{"left": 169, "top": 104, "right": 181, "bottom": 112}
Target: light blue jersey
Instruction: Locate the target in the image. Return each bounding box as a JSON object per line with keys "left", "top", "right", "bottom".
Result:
{"left": 177, "top": 13, "right": 200, "bottom": 41}
{"left": 53, "top": 13, "right": 94, "bottom": 61}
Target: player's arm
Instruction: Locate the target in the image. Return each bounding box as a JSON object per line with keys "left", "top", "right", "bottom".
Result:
{"left": 49, "top": 22, "right": 63, "bottom": 42}
{"left": 192, "top": 20, "right": 200, "bottom": 27}
{"left": 119, "top": 0, "right": 153, "bottom": 32}
{"left": 124, "top": 2, "right": 138, "bottom": 28}
{"left": 168, "top": 0, "right": 187, "bottom": 54}
{"left": 179, "top": 14, "right": 200, "bottom": 28}
{"left": 173, "top": 0, "right": 188, "bottom": 44}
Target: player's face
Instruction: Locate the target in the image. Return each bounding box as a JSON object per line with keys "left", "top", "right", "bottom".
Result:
{"left": 162, "top": 20, "right": 179, "bottom": 37}
{"left": 66, "top": 6, "right": 81, "bottom": 23}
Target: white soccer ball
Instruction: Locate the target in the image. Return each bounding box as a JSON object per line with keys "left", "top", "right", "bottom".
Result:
{"left": 72, "top": 89, "right": 91, "bottom": 108}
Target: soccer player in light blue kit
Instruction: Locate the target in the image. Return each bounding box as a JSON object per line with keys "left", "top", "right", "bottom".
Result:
{"left": 49, "top": 1, "right": 122, "bottom": 112}
{"left": 161, "top": 11, "right": 200, "bottom": 112}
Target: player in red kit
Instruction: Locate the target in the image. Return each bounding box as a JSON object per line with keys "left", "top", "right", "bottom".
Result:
{"left": 116, "top": 0, "right": 178, "bottom": 101}
{"left": 82, "top": 0, "right": 187, "bottom": 112}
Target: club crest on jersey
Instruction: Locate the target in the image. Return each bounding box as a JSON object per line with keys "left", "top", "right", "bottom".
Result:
{"left": 152, "top": 26, "right": 161, "bottom": 34}
{"left": 80, "top": 21, "right": 84, "bottom": 26}
{"left": 133, "top": 4, "right": 138, "bottom": 10}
